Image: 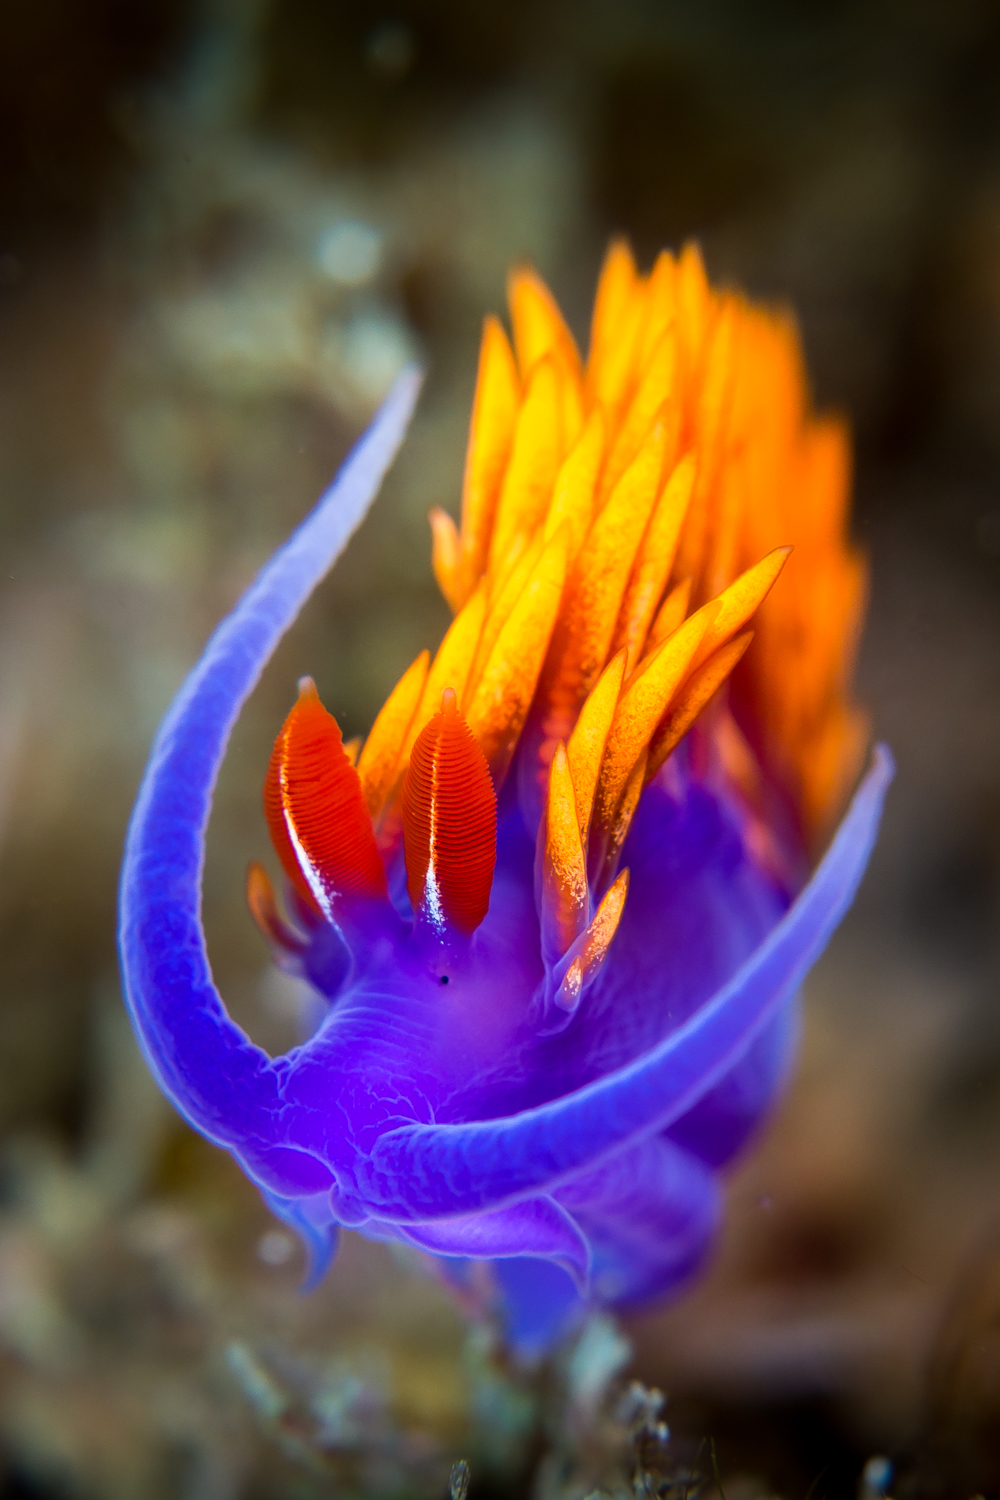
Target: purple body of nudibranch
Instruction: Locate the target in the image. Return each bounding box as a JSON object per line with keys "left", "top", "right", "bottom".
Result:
{"left": 119, "top": 373, "right": 892, "bottom": 1355}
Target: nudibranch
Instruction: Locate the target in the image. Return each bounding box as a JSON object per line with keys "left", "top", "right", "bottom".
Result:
{"left": 120, "top": 242, "right": 892, "bottom": 1356}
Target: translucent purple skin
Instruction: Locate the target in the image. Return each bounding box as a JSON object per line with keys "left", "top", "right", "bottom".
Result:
{"left": 118, "top": 372, "right": 893, "bottom": 1355}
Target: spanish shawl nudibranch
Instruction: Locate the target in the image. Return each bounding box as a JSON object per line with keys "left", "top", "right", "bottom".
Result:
{"left": 120, "top": 242, "right": 892, "bottom": 1355}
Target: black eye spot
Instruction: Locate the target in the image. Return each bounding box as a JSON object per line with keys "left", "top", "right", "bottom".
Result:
{"left": 439, "top": 974, "right": 450, "bottom": 985}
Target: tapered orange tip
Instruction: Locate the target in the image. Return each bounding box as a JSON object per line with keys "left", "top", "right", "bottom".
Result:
{"left": 264, "top": 678, "right": 387, "bottom": 916}
{"left": 246, "top": 860, "right": 306, "bottom": 954}
{"left": 402, "top": 691, "right": 497, "bottom": 936}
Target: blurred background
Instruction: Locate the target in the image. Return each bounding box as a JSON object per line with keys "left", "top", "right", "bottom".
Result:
{"left": 3, "top": 1, "right": 1000, "bottom": 1495}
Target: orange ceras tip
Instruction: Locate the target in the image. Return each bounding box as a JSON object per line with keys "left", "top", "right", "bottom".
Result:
{"left": 264, "top": 676, "right": 387, "bottom": 918}
{"left": 402, "top": 688, "right": 497, "bottom": 936}
{"left": 246, "top": 859, "right": 307, "bottom": 955}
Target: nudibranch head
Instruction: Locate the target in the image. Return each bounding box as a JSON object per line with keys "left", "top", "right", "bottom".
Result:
{"left": 119, "top": 242, "right": 892, "bottom": 1358}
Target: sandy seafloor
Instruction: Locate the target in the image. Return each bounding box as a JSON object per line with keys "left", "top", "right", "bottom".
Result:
{"left": 3, "top": 3, "right": 1000, "bottom": 1496}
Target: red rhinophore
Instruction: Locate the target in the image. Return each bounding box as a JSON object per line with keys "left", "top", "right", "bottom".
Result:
{"left": 402, "top": 689, "right": 497, "bottom": 934}
{"left": 264, "top": 679, "right": 387, "bottom": 913}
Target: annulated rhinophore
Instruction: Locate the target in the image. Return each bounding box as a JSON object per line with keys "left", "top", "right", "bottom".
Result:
{"left": 120, "top": 244, "right": 892, "bottom": 1355}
